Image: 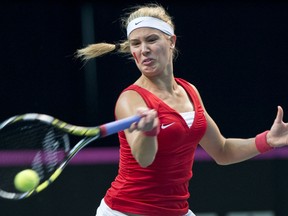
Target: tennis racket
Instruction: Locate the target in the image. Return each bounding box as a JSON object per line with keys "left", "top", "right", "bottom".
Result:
{"left": 0, "top": 113, "right": 141, "bottom": 200}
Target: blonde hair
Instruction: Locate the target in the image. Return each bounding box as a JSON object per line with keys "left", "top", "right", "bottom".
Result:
{"left": 76, "top": 3, "right": 176, "bottom": 61}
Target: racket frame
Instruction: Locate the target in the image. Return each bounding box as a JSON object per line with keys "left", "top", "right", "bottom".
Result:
{"left": 0, "top": 113, "right": 141, "bottom": 199}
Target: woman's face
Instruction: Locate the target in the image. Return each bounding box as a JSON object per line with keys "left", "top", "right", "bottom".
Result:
{"left": 129, "top": 28, "right": 176, "bottom": 76}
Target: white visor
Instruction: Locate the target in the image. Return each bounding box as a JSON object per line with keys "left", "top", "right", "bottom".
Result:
{"left": 127, "top": 16, "right": 174, "bottom": 37}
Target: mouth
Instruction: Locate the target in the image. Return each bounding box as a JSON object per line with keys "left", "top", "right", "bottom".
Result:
{"left": 142, "top": 58, "right": 153, "bottom": 65}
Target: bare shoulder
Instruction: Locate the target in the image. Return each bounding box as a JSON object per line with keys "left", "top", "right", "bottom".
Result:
{"left": 117, "top": 90, "right": 147, "bottom": 107}
{"left": 115, "top": 90, "right": 147, "bottom": 119}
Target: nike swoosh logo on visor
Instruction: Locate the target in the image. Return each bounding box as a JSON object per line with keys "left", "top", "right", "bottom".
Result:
{"left": 161, "top": 122, "right": 175, "bottom": 129}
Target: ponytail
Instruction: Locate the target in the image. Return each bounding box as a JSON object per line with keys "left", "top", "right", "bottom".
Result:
{"left": 76, "top": 40, "right": 130, "bottom": 61}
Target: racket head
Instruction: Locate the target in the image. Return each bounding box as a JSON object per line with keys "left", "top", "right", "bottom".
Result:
{"left": 0, "top": 113, "right": 140, "bottom": 199}
{"left": 0, "top": 113, "right": 100, "bottom": 200}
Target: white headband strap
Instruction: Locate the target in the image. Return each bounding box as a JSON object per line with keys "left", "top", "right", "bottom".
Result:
{"left": 127, "top": 16, "right": 174, "bottom": 37}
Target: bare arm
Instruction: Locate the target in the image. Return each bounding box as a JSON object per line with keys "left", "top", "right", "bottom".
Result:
{"left": 200, "top": 112, "right": 259, "bottom": 165}
{"left": 192, "top": 85, "right": 288, "bottom": 165}
{"left": 115, "top": 90, "right": 159, "bottom": 167}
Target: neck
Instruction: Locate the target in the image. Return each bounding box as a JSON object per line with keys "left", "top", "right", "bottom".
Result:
{"left": 136, "top": 74, "right": 177, "bottom": 94}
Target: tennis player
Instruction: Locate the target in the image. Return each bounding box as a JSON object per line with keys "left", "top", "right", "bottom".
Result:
{"left": 77, "top": 3, "right": 288, "bottom": 216}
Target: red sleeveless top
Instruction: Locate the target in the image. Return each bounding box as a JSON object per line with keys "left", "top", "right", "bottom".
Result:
{"left": 104, "top": 78, "right": 207, "bottom": 216}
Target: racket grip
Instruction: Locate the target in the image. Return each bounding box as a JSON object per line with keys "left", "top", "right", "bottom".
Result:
{"left": 100, "top": 115, "right": 141, "bottom": 137}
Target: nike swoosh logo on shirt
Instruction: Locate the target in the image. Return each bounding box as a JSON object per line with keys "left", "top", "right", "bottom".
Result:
{"left": 161, "top": 122, "right": 175, "bottom": 129}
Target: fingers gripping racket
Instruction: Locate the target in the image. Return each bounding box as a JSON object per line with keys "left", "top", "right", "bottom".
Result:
{"left": 0, "top": 113, "right": 140, "bottom": 200}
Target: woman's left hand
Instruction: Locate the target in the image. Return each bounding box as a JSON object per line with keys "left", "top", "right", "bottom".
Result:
{"left": 267, "top": 106, "right": 288, "bottom": 147}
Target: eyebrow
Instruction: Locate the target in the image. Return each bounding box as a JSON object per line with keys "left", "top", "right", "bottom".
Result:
{"left": 129, "top": 33, "right": 160, "bottom": 42}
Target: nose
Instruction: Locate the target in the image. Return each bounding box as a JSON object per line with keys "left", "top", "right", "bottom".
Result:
{"left": 141, "top": 43, "right": 150, "bottom": 54}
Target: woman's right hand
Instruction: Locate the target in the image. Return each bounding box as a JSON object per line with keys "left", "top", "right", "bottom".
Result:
{"left": 129, "top": 107, "right": 159, "bottom": 134}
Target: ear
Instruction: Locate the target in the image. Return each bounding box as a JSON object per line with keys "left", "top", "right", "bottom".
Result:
{"left": 169, "top": 35, "right": 177, "bottom": 48}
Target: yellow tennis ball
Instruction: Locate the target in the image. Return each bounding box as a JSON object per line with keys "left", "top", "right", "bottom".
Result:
{"left": 14, "top": 169, "right": 40, "bottom": 192}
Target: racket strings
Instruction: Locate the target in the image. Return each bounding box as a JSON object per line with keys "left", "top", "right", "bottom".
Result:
{"left": 0, "top": 120, "right": 71, "bottom": 193}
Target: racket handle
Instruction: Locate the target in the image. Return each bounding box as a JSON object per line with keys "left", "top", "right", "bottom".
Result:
{"left": 100, "top": 115, "right": 141, "bottom": 137}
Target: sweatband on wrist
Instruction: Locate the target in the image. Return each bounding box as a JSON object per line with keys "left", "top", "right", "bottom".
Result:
{"left": 255, "top": 130, "right": 273, "bottom": 153}
{"left": 143, "top": 123, "right": 160, "bottom": 137}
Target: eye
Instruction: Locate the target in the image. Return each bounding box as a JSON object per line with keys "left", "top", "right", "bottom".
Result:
{"left": 130, "top": 41, "right": 140, "bottom": 47}
{"left": 147, "top": 36, "right": 158, "bottom": 43}
{"left": 148, "top": 38, "right": 157, "bottom": 43}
